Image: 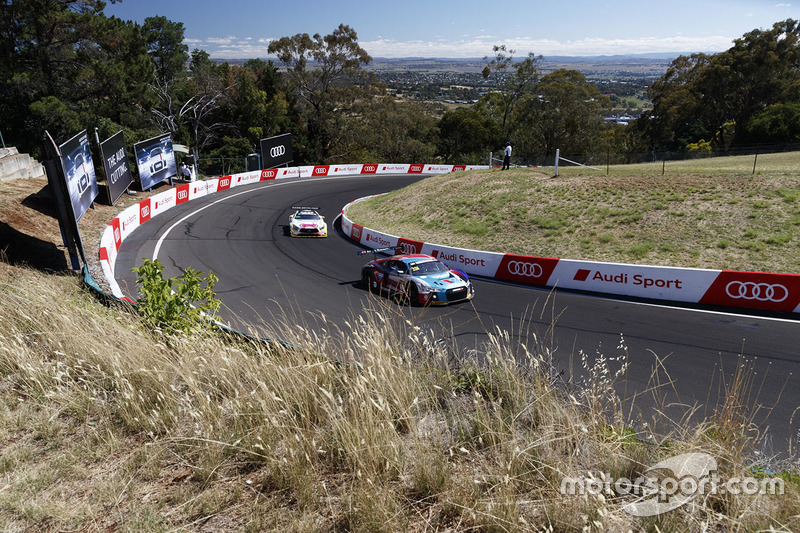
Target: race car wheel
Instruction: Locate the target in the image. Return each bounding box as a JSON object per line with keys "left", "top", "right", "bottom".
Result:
{"left": 406, "top": 282, "right": 419, "bottom": 306}
{"left": 366, "top": 269, "right": 382, "bottom": 293}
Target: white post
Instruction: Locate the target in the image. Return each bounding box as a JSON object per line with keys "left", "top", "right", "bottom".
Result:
{"left": 489, "top": 151, "right": 493, "bottom": 167}
{"left": 555, "top": 148, "right": 560, "bottom": 176}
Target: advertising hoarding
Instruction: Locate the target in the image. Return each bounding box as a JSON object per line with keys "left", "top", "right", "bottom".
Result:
{"left": 134, "top": 133, "right": 177, "bottom": 190}
{"left": 260, "top": 133, "right": 293, "bottom": 168}
{"left": 58, "top": 129, "right": 99, "bottom": 222}
{"left": 100, "top": 130, "right": 133, "bottom": 205}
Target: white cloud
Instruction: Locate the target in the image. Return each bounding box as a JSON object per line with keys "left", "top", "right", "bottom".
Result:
{"left": 201, "top": 34, "right": 736, "bottom": 60}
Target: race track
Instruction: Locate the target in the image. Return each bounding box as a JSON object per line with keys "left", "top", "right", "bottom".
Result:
{"left": 114, "top": 174, "right": 800, "bottom": 456}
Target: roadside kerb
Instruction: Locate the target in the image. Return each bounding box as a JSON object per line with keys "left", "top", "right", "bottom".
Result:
{"left": 340, "top": 195, "right": 800, "bottom": 314}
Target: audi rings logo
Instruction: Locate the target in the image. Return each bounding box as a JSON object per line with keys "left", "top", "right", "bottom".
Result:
{"left": 400, "top": 242, "right": 418, "bottom": 254}
{"left": 725, "top": 281, "right": 789, "bottom": 302}
{"left": 270, "top": 145, "right": 286, "bottom": 158}
{"left": 507, "top": 261, "right": 543, "bottom": 278}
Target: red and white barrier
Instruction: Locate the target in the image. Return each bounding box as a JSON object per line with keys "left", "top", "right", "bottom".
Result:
{"left": 97, "top": 164, "right": 484, "bottom": 298}
{"left": 341, "top": 196, "right": 800, "bottom": 314}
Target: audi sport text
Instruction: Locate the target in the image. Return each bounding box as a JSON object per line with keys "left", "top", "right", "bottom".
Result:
{"left": 433, "top": 250, "right": 486, "bottom": 267}
{"left": 574, "top": 269, "right": 684, "bottom": 290}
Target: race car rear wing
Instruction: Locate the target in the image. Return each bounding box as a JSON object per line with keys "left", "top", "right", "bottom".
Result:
{"left": 291, "top": 206, "right": 320, "bottom": 210}
{"left": 358, "top": 246, "right": 403, "bottom": 257}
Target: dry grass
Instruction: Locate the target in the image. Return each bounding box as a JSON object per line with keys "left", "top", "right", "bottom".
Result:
{"left": 0, "top": 264, "right": 797, "bottom": 532}
{"left": 347, "top": 153, "right": 800, "bottom": 273}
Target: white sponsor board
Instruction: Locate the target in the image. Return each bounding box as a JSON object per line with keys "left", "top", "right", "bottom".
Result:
{"left": 117, "top": 204, "right": 141, "bottom": 241}
{"left": 188, "top": 180, "right": 212, "bottom": 200}
{"left": 234, "top": 171, "right": 262, "bottom": 186}
{"left": 296, "top": 166, "right": 315, "bottom": 178}
{"left": 376, "top": 164, "right": 411, "bottom": 174}
{"left": 330, "top": 164, "right": 363, "bottom": 175}
{"left": 361, "top": 228, "right": 399, "bottom": 249}
{"left": 547, "top": 259, "right": 721, "bottom": 302}
{"left": 422, "top": 243, "right": 504, "bottom": 278}
{"left": 424, "top": 164, "right": 457, "bottom": 174}
{"left": 150, "top": 188, "right": 177, "bottom": 218}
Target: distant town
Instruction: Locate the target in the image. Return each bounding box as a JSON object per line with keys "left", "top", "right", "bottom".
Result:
{"left": 226, "top": 54, "right": 676, "bottom": 124}
{"left": 366, "top": 56, "right": 673, "bottom": 123}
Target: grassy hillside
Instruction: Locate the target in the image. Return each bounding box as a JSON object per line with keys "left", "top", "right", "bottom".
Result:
{"left": 0, "top": 264, "right": 797, "bottom": 531}
{"left": 347, "top": 153, "right": 800, "bottom": 274}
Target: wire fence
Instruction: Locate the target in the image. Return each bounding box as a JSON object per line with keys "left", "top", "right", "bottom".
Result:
{"left": 515, "top": 142, "right": 800, "bottom": 174}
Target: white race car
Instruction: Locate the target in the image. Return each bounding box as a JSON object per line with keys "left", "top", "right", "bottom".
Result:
{"left": 289, "top": 206, "right": 327, "bottom": 237}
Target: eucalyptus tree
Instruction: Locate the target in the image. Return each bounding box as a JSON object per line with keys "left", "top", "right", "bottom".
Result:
{"left": 482, "top": 45, "right": 543, "bottom": 136}
{"left": 513, "top": 69, "right": 611, "bottom": 159}
{"left": 436, "top": 107, "right": 501, "bottom": 164}
{"left": 640, "top": 19, "right": 800, "bottom": 150}
{"left": 268, "top": 24, "right": 373, "bottom": 163}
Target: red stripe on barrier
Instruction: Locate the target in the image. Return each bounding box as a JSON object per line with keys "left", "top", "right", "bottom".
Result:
{"left": 350, "top": 223, "right": 364, "bottom": 242}
{"left": 138, "top": 198, "right": 151, "bottom": 224}
{"left": 495, "top": 254, "right": 560, "bottom": 286}
{"left": 397, "top": 238, "right": 424, "bottom": 255}
{"left": 699, "top": 270, "right": 800, "bottom": 312}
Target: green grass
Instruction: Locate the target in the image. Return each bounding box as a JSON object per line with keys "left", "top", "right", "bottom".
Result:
{"left": 347, "top": 153, "right": 800, "bottom": 273}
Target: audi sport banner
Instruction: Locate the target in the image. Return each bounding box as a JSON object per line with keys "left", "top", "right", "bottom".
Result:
{"left": 100, "top": 130, "right": 133, "bottom": 205}
{"left": 134, "top": 133, "right": 177, "bottom": 190}
{"left": 260, "top": 133, "right": 293, "bottom": 168}
{"left": 59, "top": 129, "right": 99, "bottom": 222}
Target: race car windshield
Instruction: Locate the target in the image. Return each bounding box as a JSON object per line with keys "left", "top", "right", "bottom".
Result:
{"left": 295, "top": 213, "right": 319, "bottom": 220}
{"left": 409, "top": 260, "right": 449, "bottom": 276}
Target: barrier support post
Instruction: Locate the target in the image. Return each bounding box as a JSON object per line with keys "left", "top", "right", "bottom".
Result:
{"left": 554, "top": 149, "right": 559, "bottom": 177}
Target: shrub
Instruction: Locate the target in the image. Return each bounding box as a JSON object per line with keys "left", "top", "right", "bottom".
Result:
{"left": 132, "top": 258, "right": 221, "bottom": 334}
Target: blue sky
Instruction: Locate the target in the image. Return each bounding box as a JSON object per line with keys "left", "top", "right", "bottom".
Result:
{"left": 103, "top": 0, "right": 797, "bottom": 59}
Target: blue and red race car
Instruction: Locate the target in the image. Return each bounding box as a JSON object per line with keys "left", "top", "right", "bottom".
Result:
{"left": 361, "top": 248, "right": 475, "bottom": 306}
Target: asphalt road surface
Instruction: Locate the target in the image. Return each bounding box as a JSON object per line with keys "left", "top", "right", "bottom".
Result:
{"left": 115, "top": 174, "right": 800, "bottom": 458}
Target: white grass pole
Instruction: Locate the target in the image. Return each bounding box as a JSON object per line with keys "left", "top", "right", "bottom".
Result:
{"left": 489, "top": 151, "right": 493, "bottom": 167}
{"left": 555, "top": 148, "right": 560, "bottom": 177}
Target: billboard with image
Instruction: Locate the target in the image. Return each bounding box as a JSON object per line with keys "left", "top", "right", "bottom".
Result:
{"left": 134, "top": 133, "right": 177, "bottom": 190}
{"left": 59, "top": 129, "right": 99, "bottom": 222}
